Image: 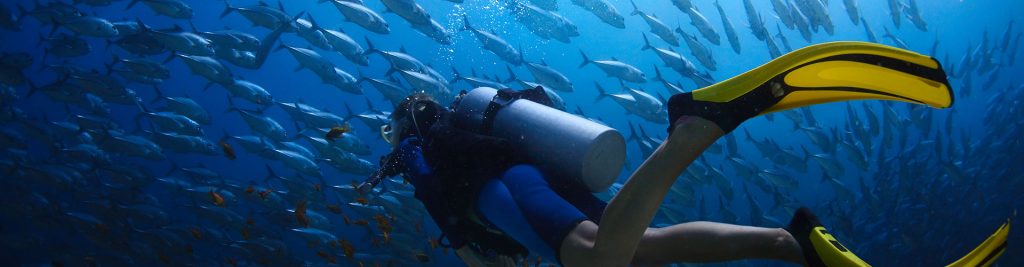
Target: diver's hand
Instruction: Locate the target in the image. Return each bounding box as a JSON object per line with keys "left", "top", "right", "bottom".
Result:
{"left": 390, "top": 137, "right": 434, "bottom": 188}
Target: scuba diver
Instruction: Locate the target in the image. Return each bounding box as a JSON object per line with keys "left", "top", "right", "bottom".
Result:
{"left": 359, "top": 42, "right": 1008, "bottom": 267}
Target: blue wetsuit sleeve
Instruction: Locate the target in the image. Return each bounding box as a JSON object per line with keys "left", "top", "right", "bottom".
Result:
{"left": 396, "top": 142, "right": 469, "bottom": 248}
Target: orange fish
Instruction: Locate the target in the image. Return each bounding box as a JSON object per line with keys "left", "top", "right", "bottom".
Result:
{"left": 314, "top": 183, "right": 322, "bottom": 192}
{"left": 326, "top": 204, "right": 342, "bottom": 214}
{"left": 94, "top": 223, "right": 109, "bottom": 233}
{"left": 340, "top": 240, "right": 355, "bottom": 258}
{"left": 295, "top": 200, "right": 310, "bottom": 228}
{"left": 342, "top": 214, "right": 351, "bottom": 225}
{"left": 189, "top": 228, "right": 203, "bottom": 240}
{"left": 355, "top": 197, "right": 368, "bottom": 205}
{"left": 246, "top": 218, "right": 255, "bottom": 226}
{"left": 352, "top": 219, "right": 369, "bottom": 226}
{"left": 244, "top": 186, "right": 255, "bottom": 194}
{"left": 325, "top": 123, "right": 351, "bottom": 142}
{"left": 257, "top": 189, "right": 270, "bottom": 201}
{"left": 240, "top": 228, "right": 250, "bottom": 240}
{"left": 428, "top": 238, "right": 438, "bottom": 249}
{"left": 209, "top": 191, "right": 225, "bottom": 207}
{"left": 219, "top": 138, "right": 236, "bottom": 160}
{"left": 316, "top": 251, "right": 337, "bottom": 264}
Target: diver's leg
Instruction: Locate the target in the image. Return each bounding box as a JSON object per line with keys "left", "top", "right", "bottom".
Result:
{"left": 631, "top": 222, "right": 804, "bottom": 265}
{"left": 476, "top": 178, "right": 560, "bottom": 261}
{"left": 560, "top": 116, "right": 725, "bottom": 267}
{"left": 477, "top": 165, "right": 593, "bottom": 263}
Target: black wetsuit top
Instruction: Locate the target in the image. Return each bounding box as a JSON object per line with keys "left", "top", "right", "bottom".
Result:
{"left": 413, "top": 114, "right": 528, "bottom": 256}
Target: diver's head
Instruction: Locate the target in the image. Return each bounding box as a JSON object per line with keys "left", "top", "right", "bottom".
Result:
{"left": 382, "top": 92, "right": 444, "bottom": 149}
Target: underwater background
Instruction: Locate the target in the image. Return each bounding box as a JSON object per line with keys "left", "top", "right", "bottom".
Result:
{"left": 0, "top": 0, "right": 1021, "bottom": 266}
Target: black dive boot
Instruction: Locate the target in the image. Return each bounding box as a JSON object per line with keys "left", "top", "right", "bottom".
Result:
{"left": 784, "top": 207, "right": 868, "bottom": 267}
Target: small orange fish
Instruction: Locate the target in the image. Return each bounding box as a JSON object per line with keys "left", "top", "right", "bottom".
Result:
{"left": 220, "top": 138, "right": 236, "bottom": 160}
{"left": 209, "top": 191, "right": 225, "bottom": 207}
{"left": 244, "top": 186, "right": 255, "bottom": 194}
{"left": 295, "top": 200, "right": 310, "bottom": 228}
{"left": 189, "top": 228, "right": 203, "bottom": 240}
{"left": 355, "top": 197, "right": 368, "bottom": 205}
{"left": 240, "top": 228, "right": 250, "bottom": 240}
{"left": 314, "top": 183, "right": 322, "bottom": 192}
{"left": 246, "top": 217, "right": 255, "bottom": 226}
{"left": 340, "top": 240, "right": 355, "bottom": 258}
{"left": 325, "top": 123, "right": 351, "bottom": 142}
{"left": 94, "top": 223, "right": 109, "bottom": 233}
{"left": 428, "top": 238, "right": 438, "bottom": 249}
{"left": 257, "top": 189, "right": 270, "bottom": 201}
{"left": 326, "top": 204, "right": 342, "bottom": 214}
{"left": 353, "top": 219, "right": 369, "bottom": 226}
{"left": 343, "top": 214, "right": 351, "bottom": 225}
{"left": 316, "top": 251, "right": 337, "bottom": 264}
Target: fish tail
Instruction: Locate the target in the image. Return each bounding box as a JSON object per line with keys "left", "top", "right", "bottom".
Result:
{"left": 343, "top": 103, "right": 355, "bottom": 121}
{"left": 224, "top": 94, "right": 238, "bottom": 114}
{"left": 641, "top": 33, "right": 653, "bottom": 51}
{"left": 26, "top": 79, "right": 39, "bottom": 97}
{"left": 126, "top": 0, "right": 140, "bottom": 10}
{"left": 220, "top": 129, "right": 231, "bottom": 143}
{"left": 150, "top": 86, "right": 164, "bottom": 104}
{"left": 460, "top": 14, "right": 471, "bottom": 32}
{"left": 363, "top": 36, "right": 378, "bottom": 56}
{"left": 627, "top": 121, "right": 638, "bottom": 141}
{"left": 630, "top": 0, "right": 640, "bottom": 16}
{"left": 220, "top": 0, "right": 235, "bottom": 18}
{"left": 448, "top": 67, "right": 461, "bottom": 85}
{"left": 652, "top": 65, "right": 664, "bottom": 82}
{"left": 517, "top": 44, "right": 526, "bottom": 66}
{"left": 502, "top": 64, "right": 517, "bottom": 83}
{"left": 15, "top": 4, "right": 27, "bottom": 23}
{"left": 577, "top": 49, "right": 591, "bottom": 68}
{"left": 166, "top": 161, "right": 180, "bottom": 176}
{"left": 593, "top": 82, "right": 609, "bottom": 103}
{"left": 355, "top": 69, "right": 367, "bottom": 84}
{"left": 264, "top": 164, "right": 277, "bottom": 183}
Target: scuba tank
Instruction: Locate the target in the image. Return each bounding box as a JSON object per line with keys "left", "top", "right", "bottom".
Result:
{"left": 451, "top": 87, "right": 626, "bottom": 192}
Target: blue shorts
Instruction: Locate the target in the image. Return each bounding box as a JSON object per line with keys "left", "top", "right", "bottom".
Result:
{"left": 475, "top": 164, "right": 607, "bottom": 263}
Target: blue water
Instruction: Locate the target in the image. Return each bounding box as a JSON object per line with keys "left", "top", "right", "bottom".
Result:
{"left": 1, "top": 0, "right": 1022, "bottom": 266}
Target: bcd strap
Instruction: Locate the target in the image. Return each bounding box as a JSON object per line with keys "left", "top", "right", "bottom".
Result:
{"left": 479, "top": 86, "right": 555, "bottom": 135}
